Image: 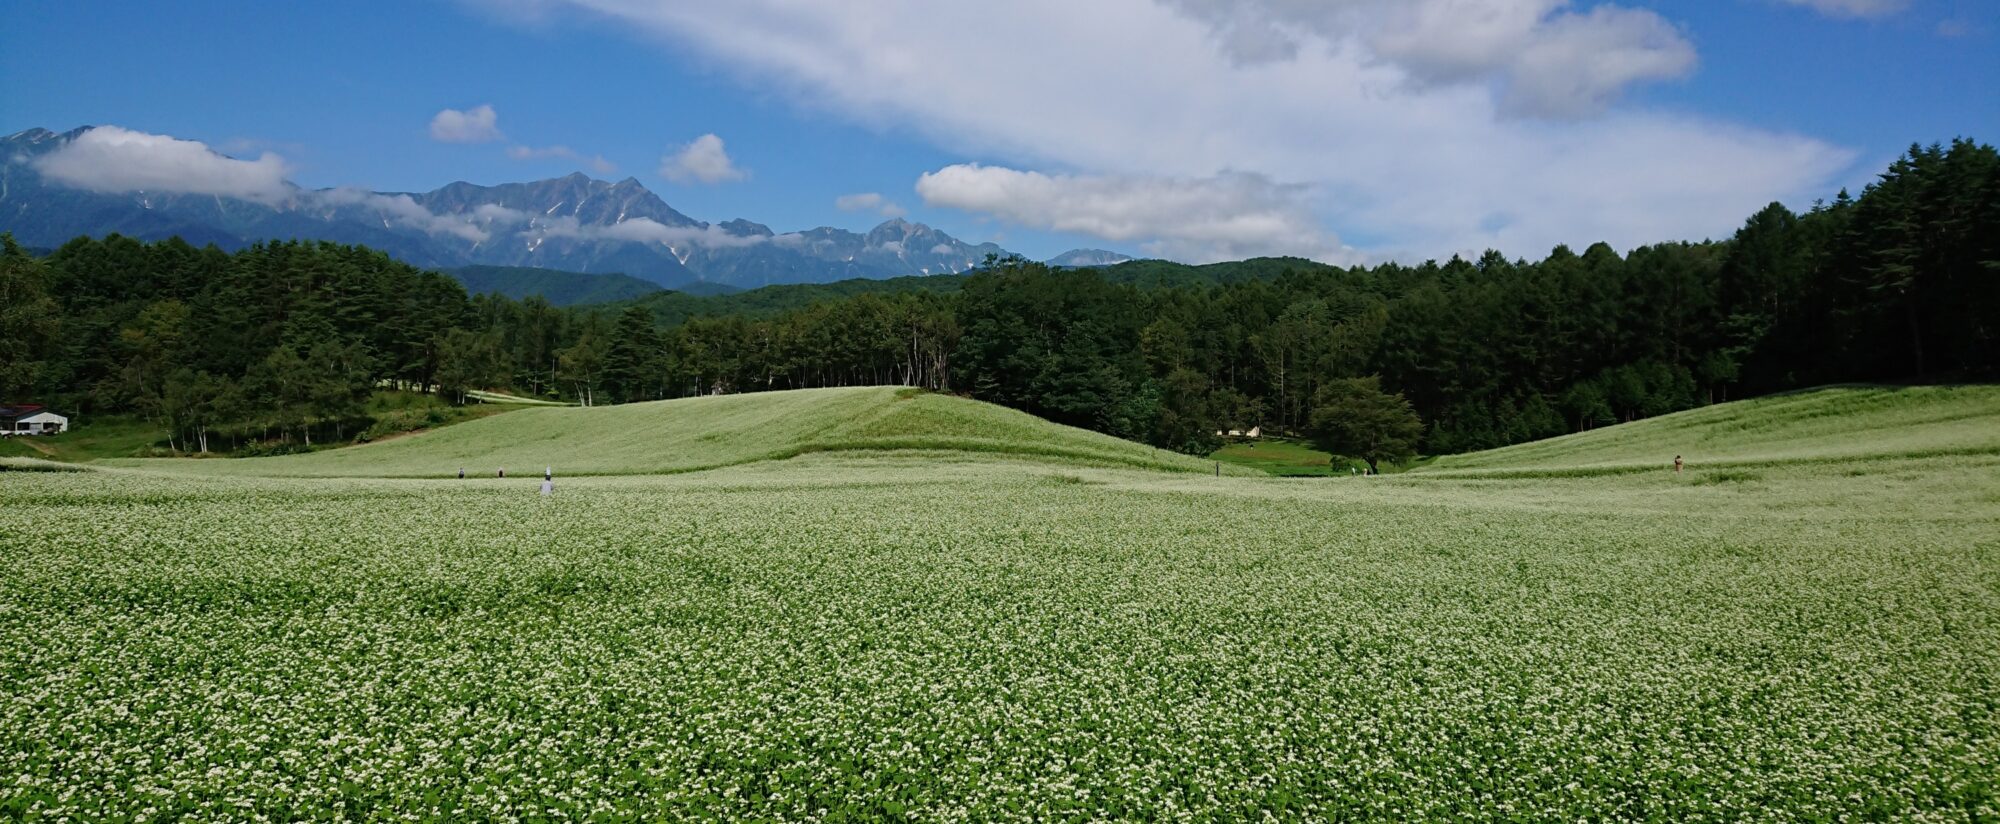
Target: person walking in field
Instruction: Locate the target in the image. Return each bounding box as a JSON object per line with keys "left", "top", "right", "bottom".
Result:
{"left": 545, "top": 466, "right": 552, "bottom": 481}
{"left": 457, "top": 467, "right": 464, "bottom": 479}
{"left": 1674, "top": 455, "right": 1683, "bottom": 473}
{"left": 540, "top": 477, "right": 554, "bottom": 496}
{"left": 498, "top": 467, "right": 505, "bottom": 478}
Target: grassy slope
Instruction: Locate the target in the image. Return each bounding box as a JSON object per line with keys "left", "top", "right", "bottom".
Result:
{"left": 1211, "top": 438, "right": 1343, "bottom": 476}
{"left": 1421, "top": 384, "right": 2000, "bottom": 474}
{"left": 117, "top": 387, "right": 1231, "bottom": 477}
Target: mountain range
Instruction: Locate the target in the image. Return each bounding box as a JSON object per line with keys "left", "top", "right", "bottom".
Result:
{"left": 0, "top": 126, "right": 1122, "bottom": 289}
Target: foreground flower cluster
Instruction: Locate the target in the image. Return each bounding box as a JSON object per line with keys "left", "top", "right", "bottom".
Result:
{"left": 2, "top": 459, "right": 1996, "bottom": 820}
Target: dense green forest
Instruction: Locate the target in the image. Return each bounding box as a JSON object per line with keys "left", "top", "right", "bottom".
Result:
{"left": 2, "top": 140, "right": 1994, "bottom": 461}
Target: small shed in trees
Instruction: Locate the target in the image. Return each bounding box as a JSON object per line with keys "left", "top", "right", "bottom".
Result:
{"left": 0, "top": 404, "right": 68, "bottom": 435}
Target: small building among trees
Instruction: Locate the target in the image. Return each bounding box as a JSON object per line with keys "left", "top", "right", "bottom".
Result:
{"left": 0, "top": 404, "right": 68, "bottom": 436}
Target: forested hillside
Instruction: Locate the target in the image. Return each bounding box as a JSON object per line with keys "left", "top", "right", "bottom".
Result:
{"left": 445, "top": 265, "right": 664, "bottom": 306}
{"left": 3, "top": 140, "right": 1993, "bottom": 458}
{"left": 607, "top": 255, "right": 1324, "bottom": 328}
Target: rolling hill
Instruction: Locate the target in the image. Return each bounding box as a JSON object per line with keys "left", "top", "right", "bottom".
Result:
{"left": 1418, "top": 384, "right": 2000, "bottom": 474}
{"left": 115, "top": 387, "right": 1228, "bottom": 477}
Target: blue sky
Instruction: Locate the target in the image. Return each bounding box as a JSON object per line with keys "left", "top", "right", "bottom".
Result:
{"left": 4, "top": 0, "right": 1995, "bottom": 263}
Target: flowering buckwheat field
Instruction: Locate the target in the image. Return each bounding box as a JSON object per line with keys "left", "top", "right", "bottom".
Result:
{"left": 4, "top": 389, "right": 1997, "bottom": 820}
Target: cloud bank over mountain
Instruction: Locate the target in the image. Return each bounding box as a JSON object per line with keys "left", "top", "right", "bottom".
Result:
{"left": 32, "top": 126, "right": 294, "bottom": 204}
{"left": 4, "top": 126, "right": 1005, "bottom": 289}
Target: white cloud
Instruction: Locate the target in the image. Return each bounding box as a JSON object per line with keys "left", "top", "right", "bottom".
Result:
{"left": 447, "top": 1, "right": 1862, "bottom": 261}
{"left": 535, "top": 215, "right": 767, "bottom": 248}
{"left": 507, "top": 143, "right": 617, "bottom": 174}
{"left": 467, "top": 205, "right": 768, "bottom": 249}
{"left": 430, "top": 104, "right": 504, "bottom": 143}
{"left": 1391, "top": 3, "right": 1694, "bottom": 118}
{"left": 659, "top": 133, "right": 744, "bottom": 184}
{"left": 835, "top": 192, "right": 907, "bottom": 218}
{"left": 473, "top": 203, "right": 532, "bottom": 224}
{"left": 918, "top": 164, "right": 1350, "bottom": 263}
{"left": 1774, "top": 0, "right": 1909, "bottom": 19}
{"left": 506, "top": 144, "right": 569, "bottom": 161}
{"left": 32, "top": 126, "right": 294, "bottom": 204}
{"left": 318, "top": 188, "right": 491, "bottom": 243}
{"left": 322, "top": 196, "right": 770, "bottom": 248}
{"left": 1171, "top": 0, "right": 1696, "bottom": 117}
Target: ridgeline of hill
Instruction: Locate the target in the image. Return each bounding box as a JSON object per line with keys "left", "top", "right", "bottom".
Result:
{"left": 604, "top": 256, "right": 1337, "bottom": 326}
{"left": 114, "top": 387, "right": 1232, "bottom": 477}
{"left": 1418, "top": 384, "right": 2000, "bottom": 475}
{"left": 617, "top": 273, "right": 967, "bottom": 327}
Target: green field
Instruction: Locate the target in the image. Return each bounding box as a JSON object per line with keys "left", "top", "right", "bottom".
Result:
{"left": 4, "top": 385, "right": 1998, "bottom": 819}
{"left": 1210, "top": 437, "right": 1346, "bottom": 475}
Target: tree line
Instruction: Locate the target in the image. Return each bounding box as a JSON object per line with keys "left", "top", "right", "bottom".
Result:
{"left": 2, "top": 140, "right": 1993, "bottom": 464}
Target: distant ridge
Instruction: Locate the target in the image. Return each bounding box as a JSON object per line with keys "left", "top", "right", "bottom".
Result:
{"left": 444, "top": 265, "right": 664, "bottom": 306}
{"left": 669, "top": 281, "right": 742, "bottom": 297}
{"left": 598, "top": 255, "right": 1349, "bottom": 325}
{"left": 1048, "top": 249, "right": 1135, "bottom": 267}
